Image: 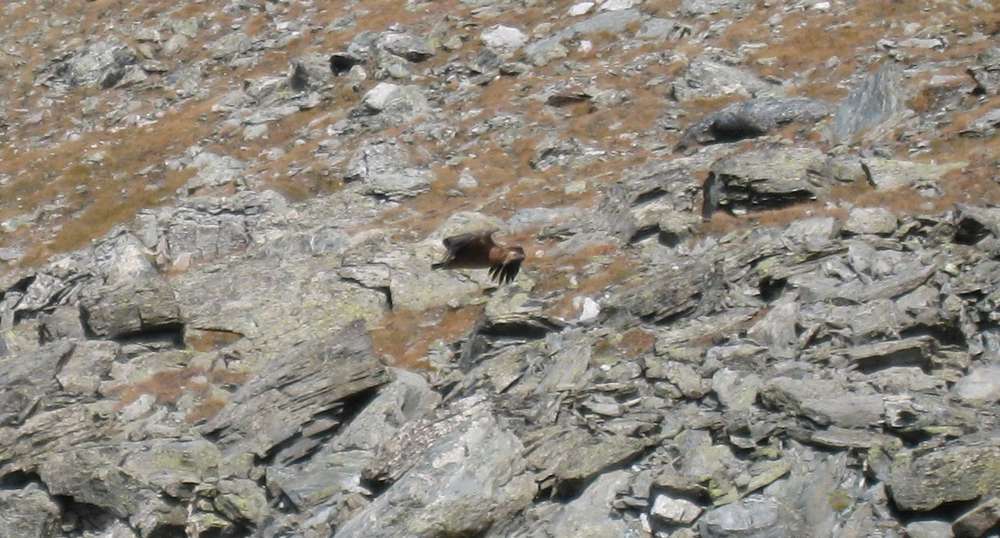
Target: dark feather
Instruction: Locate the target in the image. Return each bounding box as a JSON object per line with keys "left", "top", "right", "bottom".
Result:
{"left": 442, "top": 230, "right": 496, "bottom": 254}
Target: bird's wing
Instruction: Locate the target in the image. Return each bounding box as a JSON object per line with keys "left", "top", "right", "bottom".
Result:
{"left": 442, "top": 229, "right": 497, "bottom": 253}
{"left": 500, "top": 258, "right": 522, "bottom": 284}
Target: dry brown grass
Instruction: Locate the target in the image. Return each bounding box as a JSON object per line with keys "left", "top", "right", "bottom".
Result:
{"left": 111, "top": 366, "right": 209, "bottom": 409}
{"left": 185, "top": 396, "right": 227, "bottom": 424}
{"left": 370, "top": 305, "right": 485, "bottom": 368}
{"left": 544, "top": 254, "right": 636, "bottom": 320}
{"left": 185, "top": 329, "right": 245, "bottom": 353}
{"left": 4, "top": 95, "right": 218, "bottom": 266}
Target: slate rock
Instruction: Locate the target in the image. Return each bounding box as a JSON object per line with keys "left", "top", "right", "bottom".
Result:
{"left": 832, "top": 63, "right": 906, "bottom": 143}
{"left": 336, "top": 401, "right": 536, "bottom": 537}
{"left": 481, "top": 25, "right": 527, "bottom": 54}
{"left": 886, "top": 443, "right": 1000, "bottom": 511}
{"left": 679, "top": 98, "right": 831, "bottom": 149}
{"left": 860, "top": 157, "right": 965, "bottom": 191}
{"left": 969, "top": 46, "right": 1000, "bottom": 96}
{"left": 0, "top": 485, "right": 61, "bottom": 538}
{"left": 40, "top": 37, "right": 138, "bottom": 89}
{"left": 699, "top": 495, "right": 786, "bottom": 538}
{"left": 705, "top": 147, "right": 827, "bottom": 215}
{"left": 952, "top": 496, "right": 1000, "bottom": 538}
{"left": 906, "top": 520, "right": 955, "bottom": 538}
{"left": 201, "top": 321, "right": 390, "bottom": 458}
{"left": 79, "top": 277, "right": 182, "bottom": 339}
{"left": 651, "top": 494, "right": 704, "bottom": 524}
{"left": 673, "top": 57, "right": 778, "bottom": 103}
{"left": 378, "top": 32, "right": 434, "bottom": 62}
{"left": 843, "top": 207, "right": 897, "bottom": 235}
{"left": 952, "top": 365, "right": 1000, "bottom": 405}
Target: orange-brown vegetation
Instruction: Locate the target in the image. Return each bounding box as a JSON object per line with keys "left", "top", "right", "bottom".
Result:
{"left": 370, "top": 305, "right": 485, "bottom": 368}
{"left": 185, "top": 329, "right": 245, "bottom": 353}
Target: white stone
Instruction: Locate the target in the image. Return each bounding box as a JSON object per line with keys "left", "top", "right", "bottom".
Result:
{"left": 362, "top": 82, "right": 400, "bottom": 111}
{"left": 600, "top": 0, "right": 635, "bottom": 11}
{"left": 481, "top": 25, "right": 527, "bottom": 53}
{"left": 574, "top": 296, "right": 601, "bottom": 323}
{"left": 569, "top": 2, "right": 594, "bottom": 16}
{"left": 651, "top": 494, "right": 703, "bottom": 524}
{"left": 953, "top": 365, "right": 1000, "bottom": 405}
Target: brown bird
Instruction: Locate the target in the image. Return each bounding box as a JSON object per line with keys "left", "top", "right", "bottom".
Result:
{"left": 431, "top": 229, "right": 525, "bottom": 285}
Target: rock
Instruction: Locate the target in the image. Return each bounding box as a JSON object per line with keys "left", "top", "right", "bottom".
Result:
{"left": 184, "top": 152, "right": 247, "bottom": 195}
{"left": 843, "top": 207, "right": 897, "bottom": 235}
{"left": 651, "top": 494, "right": 703, "bottom": 525}
{"left": 969, "top": 46, "right": 1000, "bottom": 96}
{"left": 636, "top": 17, "right": 690, "bottom": 41}
{"left": 201, "top": 321, "right": 390, "bottom": 458}
{"left": 679, "top": 98, "right": 832, "bottom": 149}
{"left": 378, "top": 32, "right": 433, "bottom": 62}
{"left": 360, "top": 83, "right": 430, "bottom": 118}
{"left": 886, "top": 443, "right": 1000, "bottom": 511}
{"left": 860, "top": 157, "right": 965, "bottom": 191}
{"left": 952, "top": 365, "right": 1000, "bottom": 405}
{"left": 39, "top": 37, "right": 138, "bottom": 89}
{"left": 960, "top": 107, "right": 1000, "bottom": 137}
{"left": 0, "top": 485, "right": 61, "bottom": 538}
{"left": 209, "top": 32, "right": 252, "bottom": 60}
{"left": 214, "top": 478, "right": 268, "bottom": 526}
{"left": 79, "top": 277, "right": 182, "bottom": 339}
{"left": 906, "top": 520, "right": 955, "bottom": 538}
{"left": 564, "top": 9, "right": 644, "bottom": 37}
{"left": 569, "top": 2, "right": 595, "bottom": 16}
{"left": 673, "top": 57, "right": 778, "bottom": 103}
{"left": 760, "top": 377, "right": 883, "bottom": 428}
{"left": 481, "top": 25, "right": 527, "bottom": 54}
{"left": 705, "top": 147, "right": 827, "bottom": 215}
{"left": 952, "top": 497, "right": 1000, "bottom": 538}
{"left": 681, "top": 0, "right": 754, "bottom": 15}
{"left": 524, "top": 37, "right": 568, "bottom": 66}
{"left": 832, "top": 63, "right": 906, "bottom": 143}
{"left": 699, "top": 495, "right": 785, "bottom": 538}
{"left": 336, "top": 401, "right": 536, "bottom": 537}
{"left": 546, "top": 471, "right": 639, "bottom": 537}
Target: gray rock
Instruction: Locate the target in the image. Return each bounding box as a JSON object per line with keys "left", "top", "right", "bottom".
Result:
{"left": 960, "top": 107, "right": 1000, "bottom": 137}
{"left": 905, "top": 520, "right": 954, "bottom": 538}
{"left": 969, "top": 46, "right": 1000, "bottom": 96}
{"left": 637, "top": 18, "right": 690, "bottom": 41}
{"left": 184, "top": 152, "right": 247, "bottom": 195}
{"left": 209, "top": 32, "right": 252, "bottom": 60}
{"left": 481, "top": 25, "right": 527, "bottom": 54}
{"left": 546, "top": 471, "right": 638, "bottom": 538}
{"left": 378, "top": 31, "right": 434, "bottom": 62}
{"left": 40, "top": 38, "right": 138, "bottom": 89}
{"left": 79, "top": 277, "right": 181, "bottom": 339}
{"left": 886, "top": 443, "right": 1000, "bottom": 511}
{"left": 679, "top": 98, "right": 832, "bottom": 149}
{"left": 952, "top": 365, "right": 1000, "bottom": 405}
{"left": 524, "top": 36, "right": 568, "bottom": 66}
{"left": 360, "top": 83, "right": 430, "bottom": 118}
{"left": 564, "top": 9, "right": 644, "bottom": 37}
{"left": 861, "top": 157, "right": 965, "bottom": 191}
{"left": 673, "top": 57, "right": 778, "bottom": 103}
{"left": 202, "top": 321, "right": 390, "bottom": 458}
{"left": 335, "top": 401, "right": 536, "bottom": 537}
{"left": 0, "top": 485, "right": 60, "bottom": 538}
{"left": 681, "top": 0, "right": 754, "bottom": 15}
{"left": 843, "top": 207, "right": 897, "bottom": 235}
{"left": 699, "top": 495, "right": 786, "bottom": 538}
{"left": 214, "top": 478, "right": 269, "bottom": 526}
{"left": 760, "top": 377, "right": 883, "bottom": 428}
{"left": 705, "top": 147, "right": 827, "bottom": 215}
{"left": 952, "top": 496, "right": 1000, "bottom": 538}
{"left": 651, "top": 494, "right": 704, "bottom": 525}
{"left": 832, "top": 63, "right": 906, "bottom": 143}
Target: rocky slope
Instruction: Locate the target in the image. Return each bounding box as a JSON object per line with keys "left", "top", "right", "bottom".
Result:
{"left": 1, "top": 0, "right": 1000, "bottom": 537}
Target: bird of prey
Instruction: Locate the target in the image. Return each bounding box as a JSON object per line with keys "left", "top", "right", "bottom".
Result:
{"left": 431, "top": 229, "right": 525, "bottom": 285}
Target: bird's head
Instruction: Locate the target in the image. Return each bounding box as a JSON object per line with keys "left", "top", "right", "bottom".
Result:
{"left": 506, "top": 246, "right": 526, "bottom": 263}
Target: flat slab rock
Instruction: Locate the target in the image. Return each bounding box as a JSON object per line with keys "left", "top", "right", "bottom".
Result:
{"left": 201, "top": 320, "right": 390, "bottom": 457}
{"left": 886, "top": 443, "right": 1000, "bottom": 512}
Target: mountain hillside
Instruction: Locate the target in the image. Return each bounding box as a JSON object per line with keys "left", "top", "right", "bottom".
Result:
{"left": 1, "top": 0, "right": 999, "bottom": 536}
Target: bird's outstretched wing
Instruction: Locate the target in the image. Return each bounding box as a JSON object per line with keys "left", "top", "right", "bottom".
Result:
{"left": 488, "top": 258, "right": 522, "bottom": 285}
{"left": 442, "top": 229, "right": 497, "bottom": 254}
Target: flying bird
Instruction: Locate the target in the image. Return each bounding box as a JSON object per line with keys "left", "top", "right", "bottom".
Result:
{"left": 431, "top": 229, "right": 525, "bottom": 285}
